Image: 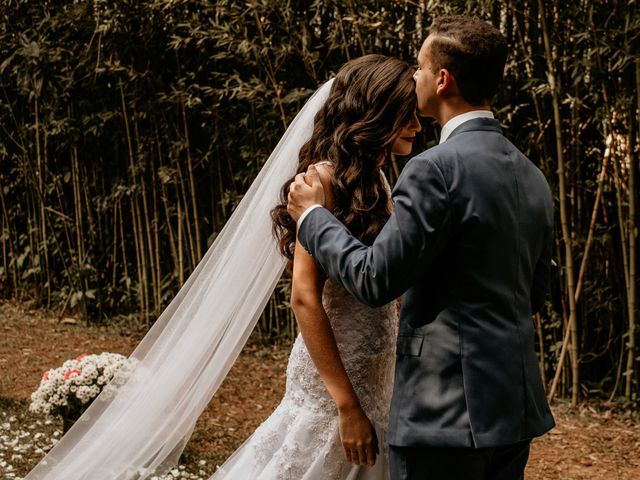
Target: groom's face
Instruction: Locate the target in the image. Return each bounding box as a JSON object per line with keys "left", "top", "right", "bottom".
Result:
{"left": 413, "top": 36, "right": 438, "bottom": 118}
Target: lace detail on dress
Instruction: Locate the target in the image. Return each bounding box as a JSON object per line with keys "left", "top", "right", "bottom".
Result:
{"left": 211, "top": 281, "right": 398, "bottom": 479}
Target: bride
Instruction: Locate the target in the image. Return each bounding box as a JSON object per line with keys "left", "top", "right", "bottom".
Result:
{"left": 23, "top": 54, "right": 421, "bottom": 480}
{"left": 213, "top": 54, "right": 421, "bottom": 479}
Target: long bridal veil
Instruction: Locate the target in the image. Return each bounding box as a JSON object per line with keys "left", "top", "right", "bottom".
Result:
{"left": 25, "top": 79, "right": 334, "bottom": 480}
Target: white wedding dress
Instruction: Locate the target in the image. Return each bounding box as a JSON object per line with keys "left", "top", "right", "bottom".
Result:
{"left": 210, "top": 277, "right": 398, "bottom": 479}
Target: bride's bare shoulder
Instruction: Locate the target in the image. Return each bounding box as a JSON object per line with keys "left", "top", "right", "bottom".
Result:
{"left": 312, "top": 161, "right": 336, "bottom": 212}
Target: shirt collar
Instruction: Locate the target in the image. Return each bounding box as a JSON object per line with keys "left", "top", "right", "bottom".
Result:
{"left": 439, "top": 110, "right": 495, "bottom": 144}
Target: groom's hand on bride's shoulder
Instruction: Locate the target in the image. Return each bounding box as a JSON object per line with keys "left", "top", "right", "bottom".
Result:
{"left": 287, "top": 164, "right": 325, "bottom": 222}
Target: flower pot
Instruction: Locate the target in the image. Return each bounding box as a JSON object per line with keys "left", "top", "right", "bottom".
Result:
{"left": 62, "top": 415, "right": 78, "bottom": 434}
{"left": 61, "top": 408, "right": 85, "bottom": 434}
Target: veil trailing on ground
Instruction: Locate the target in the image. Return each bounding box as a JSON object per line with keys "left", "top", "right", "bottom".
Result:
{"left": 25, "top": 79, "right": 334, "bottom": 480}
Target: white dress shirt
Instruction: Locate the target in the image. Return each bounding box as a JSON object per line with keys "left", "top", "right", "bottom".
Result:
{"left": 297, "top": 110, "right": 495, "bottom": 227}
{"left": 439, "top": 110, "right": 494, "bottom": 144}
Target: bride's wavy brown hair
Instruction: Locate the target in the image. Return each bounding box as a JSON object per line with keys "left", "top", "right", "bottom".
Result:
{"left": 271, "top": 54, "right": 417, "bottom": 260}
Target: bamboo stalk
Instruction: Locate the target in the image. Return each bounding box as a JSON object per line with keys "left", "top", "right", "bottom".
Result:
{"left": 133, "top": 197, "right": 149, "bottom": 324}
{"left": 175, "top": 156, "right": 196, "bottom": 272}
{"left": 151, "top": 158, "right": 162, "bottom": 314}
{"left": 0, "top": 182, "right": 16, "bottom": 292}
{"left": 81, "top": 151, "right": 98, "bottom": 253}
{"left": 177, "top": 199, "right": 184, "bottom": 286}
{"left": 120, "top": 83, "right": 146, "bottom": 319}
{"left": 214, "top": 116, "right": 227, "bottom": 225}
{"left": 575, "top": 152, "right": 610, "bottom": 302}
{"left": 336, "top": 10, "right": 352, "bottom": 61}
{"left": 534, "top": 314, "right": 547, "bottom": 390}
{"left": 129, "top": 196, "right": 145, "bottom": 318}
{"left": 608, "top": 341, "right": 626, "bottom": 402}
{"left": 538, "top": 0, "right": 579, "bottom": 406}
{"left": 624, "top": 59, "right": 639, "bottom": 398}
{"left": 41, "top": 109, "right": 52, "bottom": 306}
{"left": 0, "top": 207, "right": 7, "bottom": 290}
{"left": 34, "top": 90, "right": 46, "bottom": 303}
{"left": 24, "top": 161, "right": 37, "bottom": 301}
{"left": 52, "top": 180, "right": 74, "bottom": 268}
{"left": 118, "top": 199, "right": 130, "bottom": 291}
{"left": 74, "top": 169, "right": 84, "bottom": 265}
{"left": 134, "top": 117, "right": 159, "bottom": 316}
{"left": 71, "top": 147, "right": 88, "bottom": 322}
{"left": 548, "top": 139, "right": 610, "bottom": 403}
{"left": 161, "top": 183, "right": 179, "bottom": 287}
{"left": 111, "top": 197, "right": 119, "bottom": 289}
{"left": 71, "top": 149, "right": 84, "bottom": 267}
{"left": 182, "top": 101, "right": 201, "bottom": 261}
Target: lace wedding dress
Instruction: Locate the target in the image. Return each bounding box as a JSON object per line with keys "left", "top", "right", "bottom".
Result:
{"left": 210, "top": 277, "right": 398, "bottom": 479}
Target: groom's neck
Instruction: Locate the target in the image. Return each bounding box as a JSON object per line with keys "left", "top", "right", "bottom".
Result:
{"left": 434, "top": 98, "right": 492, "bottom": 127}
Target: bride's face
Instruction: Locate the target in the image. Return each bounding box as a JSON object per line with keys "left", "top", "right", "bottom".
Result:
{"left": 391, "top": 110, "right": 422, "bottom": 156}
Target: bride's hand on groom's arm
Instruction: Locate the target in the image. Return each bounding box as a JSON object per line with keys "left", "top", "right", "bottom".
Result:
{"left": 287, "top": 164, "right": 325, "bottom": 222}
{"left": 338, "top": 403, "right": 379, "bottom": 467}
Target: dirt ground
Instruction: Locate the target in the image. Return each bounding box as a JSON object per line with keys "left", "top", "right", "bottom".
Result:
{"left": 1, "top": 301, "right": 639, "bottom": 479}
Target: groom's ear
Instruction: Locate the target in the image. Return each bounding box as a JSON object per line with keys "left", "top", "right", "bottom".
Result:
{"left": 436, "top": 68, "right": 456, "bottom": 98}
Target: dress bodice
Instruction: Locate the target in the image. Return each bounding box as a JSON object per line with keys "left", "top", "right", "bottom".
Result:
{"left": 283, "top": 278, "right": 398, "bottom": 424}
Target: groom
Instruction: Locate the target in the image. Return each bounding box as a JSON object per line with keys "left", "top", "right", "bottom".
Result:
{"left": 287, "top": 15, "right": 555, "bottom": 480}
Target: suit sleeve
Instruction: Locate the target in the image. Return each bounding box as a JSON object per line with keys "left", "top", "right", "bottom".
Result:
{"left": 530, "top": 224, "right": 553, "bottom": 315}
{"left": 297, "top": 157, "right": 452, "bottom": 307}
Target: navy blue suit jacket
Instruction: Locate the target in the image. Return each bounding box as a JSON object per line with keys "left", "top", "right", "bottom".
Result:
{"left": 297, "top": 118, "right": 555, "bottom": 448}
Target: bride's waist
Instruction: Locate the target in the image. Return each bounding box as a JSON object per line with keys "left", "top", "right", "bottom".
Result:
{"left": 332, "top": 325, "right": 398, "bottom": 349}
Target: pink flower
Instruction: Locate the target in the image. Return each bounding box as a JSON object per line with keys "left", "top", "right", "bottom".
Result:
{"left": 64, "top": 369, "right": 81, "bottom": 380}
{"left": 42, "top": 370, "right": 50, "bottom": 381}
{"left": 76, "top": 354, "right": 88, "bottom": 361}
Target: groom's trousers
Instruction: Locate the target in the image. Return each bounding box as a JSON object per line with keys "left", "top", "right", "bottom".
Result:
{"left": 388, "top": 439, "right": 531, "bottom": 480}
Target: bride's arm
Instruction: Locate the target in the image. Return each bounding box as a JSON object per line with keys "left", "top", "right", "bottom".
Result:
{"left": 290, "top": 165, "right": 378, "bottom": 467}
{"left": 291, "top": 238, "right": 378, "bottom": 467}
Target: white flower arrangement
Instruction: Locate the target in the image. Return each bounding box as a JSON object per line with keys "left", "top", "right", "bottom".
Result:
{"left": 30, "top": 352, "right": 136, "bottom": 420}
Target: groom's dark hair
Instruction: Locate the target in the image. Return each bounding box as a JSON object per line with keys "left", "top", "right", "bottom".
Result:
{"left": 427, "top": 15, "right": 508, "bottom": 105}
